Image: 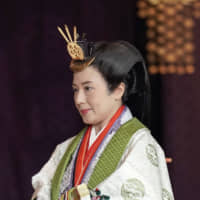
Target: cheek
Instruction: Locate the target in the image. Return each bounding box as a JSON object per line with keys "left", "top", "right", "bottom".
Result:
{"left": 87, "top": 90, "right": 113, "bottom": 112}
{"left": 87, "top": 98, "right": 99, "bottom": 110}
{"left": 91, "top": 97, "right": 111, "bottom": 114}
{"left": 87, "top": 92, "right": 100, "bottom": 106}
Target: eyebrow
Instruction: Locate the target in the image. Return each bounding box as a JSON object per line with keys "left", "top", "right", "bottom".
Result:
{"left": 72, "top": 81, "right": 93, "bottom": 87}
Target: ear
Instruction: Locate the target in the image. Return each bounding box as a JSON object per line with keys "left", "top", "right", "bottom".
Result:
{"left": 113, "top": 82, "right": 125, "bottom": 100}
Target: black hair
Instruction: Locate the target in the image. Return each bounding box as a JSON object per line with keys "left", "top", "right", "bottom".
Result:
{"left": 73, "top": 41, "right": 151, "bottom": 127}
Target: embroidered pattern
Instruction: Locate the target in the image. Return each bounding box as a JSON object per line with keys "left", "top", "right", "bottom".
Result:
{"left": 59, "top": 138, "right": 83, "bottom": 197}
{"left": 162, "top": 188, "right": 173, "bottom": 200}
{"left": 121, "top": 178, "right": 145, "bottom": 200}
{"left": 146, "top": 144, "right": 159, "bottom": 167}
{"left": 90, "top": 188, "right": 110, "bottom": 200}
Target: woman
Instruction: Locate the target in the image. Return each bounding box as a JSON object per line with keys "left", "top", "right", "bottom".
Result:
{"left": 32, "top": 26, "right": 174, "bottom": 200}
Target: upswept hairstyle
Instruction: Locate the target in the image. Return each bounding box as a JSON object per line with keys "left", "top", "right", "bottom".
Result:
{"left": 71, "top": 41, "right": 151, "bottom": 127}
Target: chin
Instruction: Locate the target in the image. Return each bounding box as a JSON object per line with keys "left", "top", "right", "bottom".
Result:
{"left": 82, "top": 118, "right": 93, "bottom": 125}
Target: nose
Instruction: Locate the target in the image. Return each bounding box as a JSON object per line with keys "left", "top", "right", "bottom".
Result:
{"left": 74, "top": 89, "right": 86, "bottom": 106}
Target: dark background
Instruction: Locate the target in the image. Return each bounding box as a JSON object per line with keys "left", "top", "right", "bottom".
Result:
{"left": 1, "top": 1, "right": 200, "bottom": 199}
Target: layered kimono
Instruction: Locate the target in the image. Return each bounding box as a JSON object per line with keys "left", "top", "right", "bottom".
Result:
{"left": 32, "top": 107, "right": 174, "bottom": 200}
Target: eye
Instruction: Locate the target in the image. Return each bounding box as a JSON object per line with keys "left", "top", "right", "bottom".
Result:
{"left": 72, "top": 87, "right": 78, "bottom": 93}
{"left": 84, "top": 86, "right": 93, "bottom": 92}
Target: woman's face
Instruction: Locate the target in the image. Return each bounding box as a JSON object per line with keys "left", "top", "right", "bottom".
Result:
{"left": 72, "top": 66, "right": 123, "bottom": 131}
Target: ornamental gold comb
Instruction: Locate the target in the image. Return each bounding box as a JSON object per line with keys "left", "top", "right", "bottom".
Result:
{"left": 57, "top": 25, "right": 84, "bottom": 60}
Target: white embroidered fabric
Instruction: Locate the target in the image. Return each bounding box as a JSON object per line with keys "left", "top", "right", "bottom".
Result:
{"left": 31, "top": 107, "right": 174, "bottom": 200}
{"left": 96, "top": 129, "right": 174, "bottom": 200}
{"left": 32, "top": 137, "right": 75, "bottom": 200}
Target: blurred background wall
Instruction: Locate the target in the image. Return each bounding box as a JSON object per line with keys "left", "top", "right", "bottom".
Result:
{"left": 0, "top": 0, "right": 200, "bottom": 199}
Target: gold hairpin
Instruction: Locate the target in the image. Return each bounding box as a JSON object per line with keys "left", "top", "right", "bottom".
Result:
{"left": 57, "top": 25, "right": 84, "bottom": 60}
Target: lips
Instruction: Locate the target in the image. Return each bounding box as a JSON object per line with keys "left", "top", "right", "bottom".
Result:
{"left": 80, "top": 109, "right": 91, "bottom": 115}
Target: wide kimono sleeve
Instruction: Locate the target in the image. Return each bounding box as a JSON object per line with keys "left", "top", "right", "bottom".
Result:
{"left": 31, "top": 136, "right": 75, "bottom": 200}
{"left": 96, "top": 128, "right": 174, "bottom": 200}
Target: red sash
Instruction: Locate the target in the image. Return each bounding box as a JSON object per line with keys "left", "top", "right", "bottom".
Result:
{"left": 74, "top": 105, "right": 125, "bottom": 186}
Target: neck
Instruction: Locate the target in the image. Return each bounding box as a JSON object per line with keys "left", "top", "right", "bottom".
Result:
{"left": 93, "top": 104, "right": 123, "bottom": 134}
{"left": 94, "top": 123, "right": 106, "bottom": 136}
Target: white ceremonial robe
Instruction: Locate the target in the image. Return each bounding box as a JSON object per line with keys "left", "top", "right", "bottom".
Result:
{"left": 32, "top": 108, "right": 174, "bottom": 200}
{"left": 96, "top": 128, "right": 174, "bottom": 200}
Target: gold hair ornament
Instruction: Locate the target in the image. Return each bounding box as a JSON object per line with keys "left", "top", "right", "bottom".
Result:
{"left": 57, "top": 25, "right": 95, "bottom": 72}
{"left": 57, "top": 25, "right": 84, "bottom": 60}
